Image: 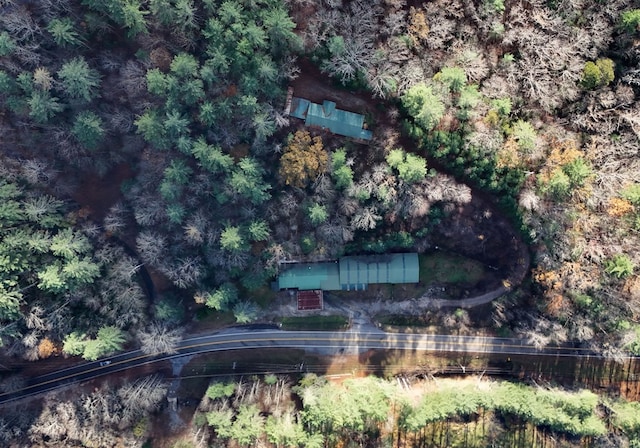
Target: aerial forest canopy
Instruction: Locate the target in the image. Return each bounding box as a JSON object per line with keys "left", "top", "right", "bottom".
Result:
{"left": 0, "top": 0, "right": 639, "bottom": 364}
{"left": 0, "top": 0, "right": 306, "bottom": 353}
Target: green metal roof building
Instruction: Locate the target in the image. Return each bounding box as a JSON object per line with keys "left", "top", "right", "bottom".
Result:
{"left": 277, "top": 261, "right": 341, "bottom": 291}
{"left": 289, "top": 97, "right": 373, "bottom": 141}
{"left": 277, "top": 253, "right": 419, "bottom": 291}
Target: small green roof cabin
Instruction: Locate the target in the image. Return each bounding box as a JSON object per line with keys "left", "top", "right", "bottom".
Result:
{"left": 289, "top": 97, "right": 373, "bottom": 141}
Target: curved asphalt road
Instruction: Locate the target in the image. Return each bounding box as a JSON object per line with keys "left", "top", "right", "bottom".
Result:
{"left": 0, "top": 327, "right": 613, "bottom": 404}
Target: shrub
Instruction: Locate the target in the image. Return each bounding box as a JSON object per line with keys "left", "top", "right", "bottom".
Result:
{"left": 581, "top": 58, "right": 615, "bottom": 90}
{"left": 605, "top": 254, "right": 634, "bottom": 279}
{"left": 386, "top": 148, "right": 427, "bottom": 184}
{"left": 510, "top": 120, "right": 537, "bottom": 153}
{"left": 300, "top": 234, "right": 316, "bottom": 254}
{"left": 621, "top": 9, "right": 640, "bottom": 32}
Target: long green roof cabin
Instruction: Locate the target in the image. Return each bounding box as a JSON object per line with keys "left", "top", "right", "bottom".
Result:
{"left": 277, "top": 253, "right": 419, "bottom": 291}
{"left": 288, "top": 96, "right": 373, "bottom": 141}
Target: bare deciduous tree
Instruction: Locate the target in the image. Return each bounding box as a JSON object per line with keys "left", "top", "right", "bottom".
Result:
{"left": 136, "top": 231, "right": 167, "bottom": 266}
{"left": 138, "top": 323, "right": 182, "bottom": 355}
{"left": 351, "top": 206, "right": 381, "bottom": 231}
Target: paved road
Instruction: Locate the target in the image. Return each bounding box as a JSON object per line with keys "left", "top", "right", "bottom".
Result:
{"left": 0, "top": 327, "right": 609, "bottom": 404}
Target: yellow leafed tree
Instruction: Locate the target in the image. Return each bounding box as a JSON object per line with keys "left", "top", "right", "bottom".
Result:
{"left": 279, "top": 130, "right": 328, "bottom": 188}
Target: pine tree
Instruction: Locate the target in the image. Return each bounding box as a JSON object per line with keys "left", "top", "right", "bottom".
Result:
{"left": 308, "top": 203, "right": 328, "bottom": 226}
{"left": 386, "top": 148, "right": 427, "bottom": 184}
{"left": 331, "top": 148, "right": 353, "bottom": 190}
{"left": 434, "top": 66, "right": 467, "bottom": 92}
{"left": 135, "top": 109, "right": 169, "bottom": 149}
{"left": 205, "top": 283, "right": 238, "bottom": 311}
{"left": 95, "top": 325, "right": 127, "bottom": 354}
{"left": 62, "top": 331, "right": 87, "bottom": 356}
{"left": 247, "top": 220, "right": 270, "bottom": 242}
{"left": 57, "top": 57, "right": 100, "bottom": 102}
{"left": 0, "top": 31, "right": 15, "bottom": 57}
{"left": 510, "top": 120, "right": 537, "bottom": 153}
{"left": 0, "top": 289, "right": 21, "bottom": 321}
{"left": 229, "top": 405, "right": 264, "bottom": 445}
{"left": 47, "top": 18, "right": 82, "bottom": 47}
{"left": 121, "top": 0, "right": 149, "bottom": 37}
{"left": 621, "top": 9, "right": 640, "bottom": 32}
{"left": 227, "top": 158, "right": 271, "bottom": 204}
{"left": 72, "top": 111, "right": 105, "bottom": 150}
{"left": 220, "top": 226, "right": 246, "bottom": 252}
{"left": 28, "top": 91, "right": 63, "bottom": 123}
{"left": 191, "top": 137, "right": 233, "bottom": 174}
{"left": 401, "top": 83, "right": 445, "bottom": 131}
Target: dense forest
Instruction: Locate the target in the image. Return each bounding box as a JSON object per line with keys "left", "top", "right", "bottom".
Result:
{"left": 192, "top": 374, "right": 640, "bottom": 448}
{"left": 1, "top": 0, "right": 639, "bottom": 361}
{"left": 3, "top": 373, "right": 640, "bottom": 447}
{"left": 1, "top": 0, "right": 640, "bottom": 445}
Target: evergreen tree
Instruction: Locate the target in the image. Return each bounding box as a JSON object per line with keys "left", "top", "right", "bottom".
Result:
{"left": 207, "top": 408, "right": 234, "bottom": 439}
{"left": 206, "top": 381, "right": 236, "bottom": 399}
{"left": 227, "top": 158, "right": 271, "bottom": 204}
{"left": 205, "top": 283, "right": 238, "bottom": 311}
{"left": 434, "top": 66, "right": 467, "bottom": 92}
{"left": 386, "top": 148, "right": 427, "bottom": 184}
{"left": 95, "top": 325, "right": 127, "bottom": 355}
{"left": 621, "top": 9, "right": 640, "bottom": 32}
{"left": 191, "top": 137, "right": 234, "bottom": 174}
{"left": 72, "top": 111, "right": 105, "bottom": 149}
{"left": 229, "top": 405, "right": 264, "bottom": 446}
{"left": 170, "top": 53, "right": 200, "bottom": 78}
{"left": 121, "top": 0, "right": 149, "bottom": 37}
{"left": 247, "top": 220, "right": 270, "bottom": 242}
{"left": 0, "top": 31, "right": 15, "bottom": 57}
{"left": 0, "top": 290, "right": 21, "bottom": 321}
{"left": 28, "top": 91, "right": 63, "bottom": 123}
{"left": 135, "top": 110, "right": 169, "bottom": 149}
{"left": 308, "top": 203, "right": 328, "bottom": 226}
{"left": 57, "top": 57, "right": 100, "bottom": 103}
{"left": 331, "top": 148, "right": 353, "bottom": 190}
{"left": 47, "top": 18, "right": 82, "bottom": 47}
{"left": 401, "top": 83, "right": 445, "bottom": 131}
{"left": 232, "top": 301, "right": 258, "bottom": 323}
{"left": 220, "top": 226, "right": 246, "bottom": 252}
{"left": 62, "top": 332, "right": 87, "bottom": 356}
{"left": 510, "top": 120, "right": 537, "bottom": 153}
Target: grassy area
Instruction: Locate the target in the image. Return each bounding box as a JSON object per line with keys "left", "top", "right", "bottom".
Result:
{"left": 419, "top": 252, "right": 485, "bottom": 286}
{"left": 377, "top": 314, "right": 433, "bottom": 327}
{"left": 244, "top": 284, "right": 277, "bottom": 308}
{"left": 376, "top": 314, "right": 440, "bottom": 334}
{"left": 191, "top": 308, "right": 237, "bottom": 332}
{"left": 281, "top": 315, "right": 349, "bottom": 331}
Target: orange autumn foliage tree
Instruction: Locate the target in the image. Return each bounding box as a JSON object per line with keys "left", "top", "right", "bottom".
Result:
{"left": 537, "top": 138, "right": 584, "bottom": 183}
{"left": 408, "top": 7, "right": 430, "bottom": 45}
{"left": 607, "top": 197, "right": 634, "bottom": 217}
{"left": 533, "top": 267, "right": 568, "bottom": 318}
{"left": 279, "top": 130, "right": 328, "bottom": 188}
{"left": 38, "top": 338, "right": 57, "bottom": 359}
